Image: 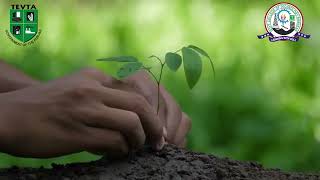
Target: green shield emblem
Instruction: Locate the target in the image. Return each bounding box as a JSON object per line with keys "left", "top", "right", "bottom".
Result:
{"left": 10, "top": 9, "right": 38, "bottom": 43}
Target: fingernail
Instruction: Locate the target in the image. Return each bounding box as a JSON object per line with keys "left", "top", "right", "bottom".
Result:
{"left": 163, "top": 127, "right": 168, "bottom": 139}
{"left": 156, "top": 136, "right": 165, "bottom": 150}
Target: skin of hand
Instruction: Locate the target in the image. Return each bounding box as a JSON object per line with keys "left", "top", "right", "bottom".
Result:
{"left": 0, "top": 59, "right": 190, "bottom": 154}
{"left": 0, "top": 68, "right": 164, "bottom": 158}
{"left": 0, "top": 60, "right": 40, "bottom": 93}
{"left": 111, "top": 71, "right": 192, "bottom": 147}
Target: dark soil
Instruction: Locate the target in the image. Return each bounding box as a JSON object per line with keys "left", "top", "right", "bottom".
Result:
{"left": 0, "top": 144, "right": 319, "bottom": 180}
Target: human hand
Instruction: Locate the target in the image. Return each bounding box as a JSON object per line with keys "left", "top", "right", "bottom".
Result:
{"left": 0, "top": 68, "right": 164, "bottom": 158}
{"left": 111, "top": 71, "right": 192, "bottom": 147}
{"left": 0, "top": 60, "right": 40, "bottom": 93}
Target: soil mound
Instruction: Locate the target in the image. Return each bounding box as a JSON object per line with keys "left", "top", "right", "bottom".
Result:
{"left": 0, "top": 145, "right": 319, "bottom": 180}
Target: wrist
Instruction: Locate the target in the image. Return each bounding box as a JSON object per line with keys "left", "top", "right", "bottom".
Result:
{"left": 0, "top": 60, "right": 41, "bottom": 93}
{"left": 15, "top": 79, "right": 41, "bottom": 88}
{"left": 0, "top": 98, "right": 14, "bottom": 152}
{"left": 0, "top": 79, "right": 41, "bottom": 93}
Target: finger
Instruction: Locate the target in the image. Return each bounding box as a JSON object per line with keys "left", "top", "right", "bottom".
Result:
{"left": 79, "top": 68, "right": 118, "bottom": 86}
{"left": 178, "top": 138, "right": 187, "bottom": 148}
{"left": 83, "top": 127, "right": 129, "bottom": 157}
{"left": 123, "top": 70, "right": 158, "bottom": 107}
{"left": 163, "top": 126, "right": 168, "bottom": 139}
{"left": 96, "top": 86, "right": 164, "bottom": 150}
{"left": 173, "top": 112, "right": 192, "bottom": 145}
{"left": 160, "top": 85, "right": 182, "bottom": 141}
{"left": 121, "top": 70, "right": 167, "bottom": 122}
{"left": 81, "top": 105, "right": 146, "bottom": 150}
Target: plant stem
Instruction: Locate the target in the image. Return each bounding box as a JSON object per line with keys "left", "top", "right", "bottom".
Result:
{"left": 149, "top": 55, "right": 163, "bottom": 65}
{"left": 174, "top": 48, "right": 182, "bottom": 53}
{"left": 144, "top": 56, "right": 166, "bottom": 115}
{"left": 157, "top": 63, "right": 165, "bottom": 114}
{"left": 143, "top": 66, "right": 158, "bottom": 82}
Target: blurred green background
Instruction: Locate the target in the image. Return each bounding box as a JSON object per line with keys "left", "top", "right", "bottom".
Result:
{"left": 0, "top": 0, "right": 320, "bottom": 172}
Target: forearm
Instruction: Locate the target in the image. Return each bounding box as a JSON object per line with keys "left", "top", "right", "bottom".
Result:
{"left": 0, "top": 94, "right": 14, "bottom": 153}
{"left": 0, "top": 60, "right": 40, "bottom": 92}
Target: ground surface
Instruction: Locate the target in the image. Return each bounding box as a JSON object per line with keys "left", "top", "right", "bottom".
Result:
{"left": 0, "top": 145, "right": 319, "bottom": 180}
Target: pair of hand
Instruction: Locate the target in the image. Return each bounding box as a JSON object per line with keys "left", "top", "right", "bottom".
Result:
{"left": 0, "top": 68, "right": 191, "bottom": 158}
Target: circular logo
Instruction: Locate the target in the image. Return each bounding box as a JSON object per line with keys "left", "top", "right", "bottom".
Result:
{"left": 264, "top": 2, "right": 303, "bottom": 38}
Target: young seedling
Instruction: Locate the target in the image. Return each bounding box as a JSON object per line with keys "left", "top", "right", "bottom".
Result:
{"left": 97, "top": 45, "right": 215, "bottom": 114}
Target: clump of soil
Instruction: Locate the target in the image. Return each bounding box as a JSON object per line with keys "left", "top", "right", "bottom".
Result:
{"left": 0, "top": 144, "right": 319, "bottom": 180}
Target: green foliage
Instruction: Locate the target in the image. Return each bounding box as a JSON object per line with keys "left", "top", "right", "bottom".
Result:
{"left": 117, "top": 62, "right": 142, "bottom": 78}
{"left": 98, "top": 45, "right": 213, "bottom": 113}
{"left": 97, "top": 45, "right": 212, "bottom": 90}
{"left": 97, "top": 56, "right": 138, "bottom": 62}
{"left": 182, "top": 47, "right": 203, "bottom": 89}
{"left": 188, "top": 45, "right": 210, "bottom": 60}
{"left": 165, "top": 52, "right": 182, "bottom": 72}
{"left": 188, "top": 45, "right": 215, "bottom": 76}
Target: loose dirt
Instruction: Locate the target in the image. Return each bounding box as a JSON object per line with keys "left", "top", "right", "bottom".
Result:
{"left": 0, "top": 145, "right": 319, "bottom": 180}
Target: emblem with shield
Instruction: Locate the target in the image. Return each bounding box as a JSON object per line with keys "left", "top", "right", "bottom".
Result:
{"left": 258, "top": 2, "right": 310, "bottom": 42}
{"left": 10, "top": 8, "right": 38, "bottom": 43}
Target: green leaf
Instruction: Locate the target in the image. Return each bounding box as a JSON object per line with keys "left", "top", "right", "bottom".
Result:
{"left": 165, "top": 52, "right": 182, "bottom": 71}
{"left": 188, "top": 45, "right": 215, "bottom": 76}
{"left": 182, "top": 47, "right": 202, "bottom": 89}
{"left": 117, "top": 62, "right": 142, "bottom": 78}
{"left": 187, "top": 45, "right": 210, "bottom": 58}
{"left": 97, "top": 56, "right": 138, "bottom": 62}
